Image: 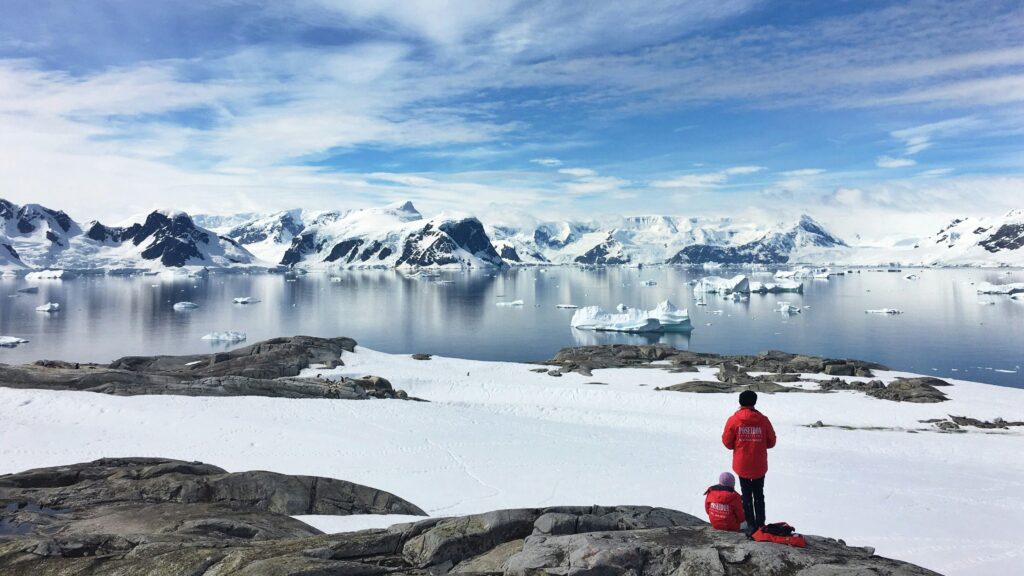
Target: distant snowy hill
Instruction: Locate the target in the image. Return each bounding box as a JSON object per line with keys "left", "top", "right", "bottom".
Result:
{"left": 667, "top": 215, "right": 847, "bottom": 265}
{"left": 277, "top": 201, "right": 505, "bottom": 269}
{"left": 4, "top": 196, "right": 1024, "bottom": 271}
{"left": 0, "top": 198, "right": 270, "bottom": 274}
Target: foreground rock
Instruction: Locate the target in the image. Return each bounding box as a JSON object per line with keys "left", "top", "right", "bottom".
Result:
{"left": 0, "top": 336, "right": 414, "bottom": 400}
{"left": 0, "top": 459, "right": 935, "bottom": 575}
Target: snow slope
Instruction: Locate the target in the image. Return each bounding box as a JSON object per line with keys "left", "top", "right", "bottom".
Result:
{"left": 0, "top": 347, "right": 1021, "bottom": 575}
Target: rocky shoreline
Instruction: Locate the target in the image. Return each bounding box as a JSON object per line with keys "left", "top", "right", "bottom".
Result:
{"left": 0, "top": 458, "right": 938, "bottom": 576}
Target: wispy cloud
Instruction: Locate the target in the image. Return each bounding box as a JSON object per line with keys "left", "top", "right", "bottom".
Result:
{"left": 650, "top": 166, "right": 764, "bottom": 189}
{"left": 876, "top": 156, "right": 917, "bottom": 168}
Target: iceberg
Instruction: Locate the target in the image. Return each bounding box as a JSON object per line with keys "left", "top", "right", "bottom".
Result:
{"left": 865, "top": 308, "right": 903, "bottom": 315}
{"left": 776, "top": 302, "right": 802, "bottom": 314}
{"left": 647, "top": 300, "right": 692, "bottom": 331}
{"left": 496, "top": 300, "right": 524, "bottom": 307}
{"left": 774, "top": 267, "right": 813, "bottom": 279}
{"left": 976, "top": 282, "right": 1024, "bottom": 295}
{"left": 233, "top": 297, "right": 260, "bottom": 304}
{"left": 201, "top": 331, "right": 247, "bottom": 342}
{"left": 0, "top": 336, "right": 29, "bottom": 347}
{"left": 750, "top": 280, "right": 803, "bottom": 294}
{"left": 26, "top": 269, "right": 70, "bottom": 280}
{"left": 693, "top": 274, "right": 749, "bottom": 295}
{"left": 570, "top": 306, "right": 662, "bottom": 333}
{"left": 35, "top": 302, "right": 60, "bottom": 312}
{"left": 173, "top": 301, "right": 199, "bottom": 311}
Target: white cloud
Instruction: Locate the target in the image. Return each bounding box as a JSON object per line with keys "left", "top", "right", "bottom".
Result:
{"left": 557, "top": 167, "right": 598, "bottom": 177}
{"left": 531, "top": 157, "right": 563, "bottom": 167}
{"left": 876, "top": 155, "right": 917, "bottom": 168}
{"left": 780, "top": 168, "right": 826, "bottom": 176}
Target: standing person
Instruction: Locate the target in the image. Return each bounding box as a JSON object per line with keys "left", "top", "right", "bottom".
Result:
{"left": 704, "top": 471, "right": 745, "bottom": 531}
{"left": 722, "top": 390, "right": 776, "bottom": 533}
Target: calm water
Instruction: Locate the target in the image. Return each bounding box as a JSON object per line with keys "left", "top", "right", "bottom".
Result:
{"left": 1, "top": 268, "right": 1022, "bottom": 388}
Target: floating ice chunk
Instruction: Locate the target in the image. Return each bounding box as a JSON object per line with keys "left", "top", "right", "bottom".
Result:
{"left": 570, "top": 306, "right": 662, "bottom": 333}
{"left": 647, "top": 300, "right": 691, "bottom": 331}
{"left": 233, "top": 297, "right": 260, "bottom": 304}
{"left": 976, "top": 282, "right": 1024, "bottom": 295}
{"left": 496, "top": 300, "right": 524, "bottom": 307}
{"left": 173, "top": 301, "right": 199, "bottom": 311}
{"left": 774, "top": 267, "right": 814, "bottom": 279}
{"left": 865, "top": 308, "right": 903, "bottom": 315}
{"left": 693, "top": 274, "right": 749, "bottom": 295}
{"left": 752, "top": 280, "right": 803, "bottom": 294}
{"left": 26, "top": 269, "right": 70, "bottom": 280}
{"left": 640, "top": 280, "right": 657, "bottom": 286}
{"left": 16, "top": 287, "right": 39, "bottom": 294}
{"left": 0, "top": 336, "right": 29, "bottom": 347}
{"left": 556, "top": 304, "right": 578, "bottom": 309}
{"left": 776, "top": 302, "right": 802, "bottom": 314}
{"left": 201, "top": 331, "right": 247, "bottom": 342}
{"left": 35, "top": 302, "right": 60, "bottom": 312}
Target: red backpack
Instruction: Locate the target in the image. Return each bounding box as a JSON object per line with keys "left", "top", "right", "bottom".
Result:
{"left": 752, "top": 522, "right": 807, "bottom": 548}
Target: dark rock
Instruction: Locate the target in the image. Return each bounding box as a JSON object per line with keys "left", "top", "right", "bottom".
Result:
{"left": 0, "top": 471, "right": 940, "bottom": 576}
{"left": 0, "top": 336, "right": 414, "bottom": 401}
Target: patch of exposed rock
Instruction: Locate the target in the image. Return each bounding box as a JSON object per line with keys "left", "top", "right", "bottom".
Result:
{"left": 0, "top": 460, "right": 936, "bottom": 575}
{"left": 0, "top": 336, "right": 415, "bottom": 400}
{"left": 545, "top": 345, "right": 883, "bottom": 378}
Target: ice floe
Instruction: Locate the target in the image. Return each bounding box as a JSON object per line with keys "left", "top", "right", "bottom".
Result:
{"left": 976, "top": 282, "right": 1024, "bottom": 295}
{"left": 201, "top": 331, "right": 247, "bottom": 342}
{"left": 750, "top": 280, "right": 803, "bottom": 294}
{"left": 0, "top": 336, "right": 29, "bottom": 347}
{"left": 693, "top": 274, "right": 749, "bottom": 295}
{"left": 776, "top": 302, "right": 802, "bottom": 314}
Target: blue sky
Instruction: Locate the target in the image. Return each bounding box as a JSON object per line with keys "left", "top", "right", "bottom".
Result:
{"left": 1, "top": 0, "right": 1022, "bottom": 238}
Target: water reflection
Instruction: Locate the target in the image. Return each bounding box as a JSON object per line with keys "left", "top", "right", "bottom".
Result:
{"left": 0, "top": 267, "right": 1022, "bottom": 388}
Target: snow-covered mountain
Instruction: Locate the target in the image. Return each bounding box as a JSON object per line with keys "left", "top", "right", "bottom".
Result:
{"left": 667, "top": 215, "right": 848, "bottom": 265}
{"left": 0, "top": 198, "right": 269, "bottom": 274}
{"left": 277, "top": 201, "right": 505, "bottom": 269}
{"left": 4, "top": 196, "right": 1023, "bottom": 272}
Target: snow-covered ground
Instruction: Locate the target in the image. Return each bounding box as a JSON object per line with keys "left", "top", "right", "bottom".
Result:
{"left": 1, "top": 347, "right": 1022, "bottom": 575}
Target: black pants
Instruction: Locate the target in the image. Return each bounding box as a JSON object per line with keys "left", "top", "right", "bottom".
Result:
{"left": 739, "top": 476, "right": 765, "bottom": 529}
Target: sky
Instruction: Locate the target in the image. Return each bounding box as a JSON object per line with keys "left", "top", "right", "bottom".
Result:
{"left": 0, "top": 0, "right": 1022, "bottom": 240}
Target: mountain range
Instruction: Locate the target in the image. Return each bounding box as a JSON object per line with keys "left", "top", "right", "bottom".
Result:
{"left": 1, "top": 197, "right": 1022, "bottom": 274}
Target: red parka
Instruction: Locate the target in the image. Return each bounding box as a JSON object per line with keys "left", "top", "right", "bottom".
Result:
{"left": 704, "top": 485, "right": 744, "bottom": 531}
{"left": 722, "top": 406, "right": 776, "bottom": 479}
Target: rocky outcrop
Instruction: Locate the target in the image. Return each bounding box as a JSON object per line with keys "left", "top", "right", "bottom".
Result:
{"left": 544, "top": 345, "right": 883, "bottom": 378}
{"left": 0, "top": 336, "right": 414, "bottom": 400}
{"left": 0, "top": 464, "right": 938, "bottom": 576}
{"left": 546, "top": 345, "right": 956, "bottom": 403}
